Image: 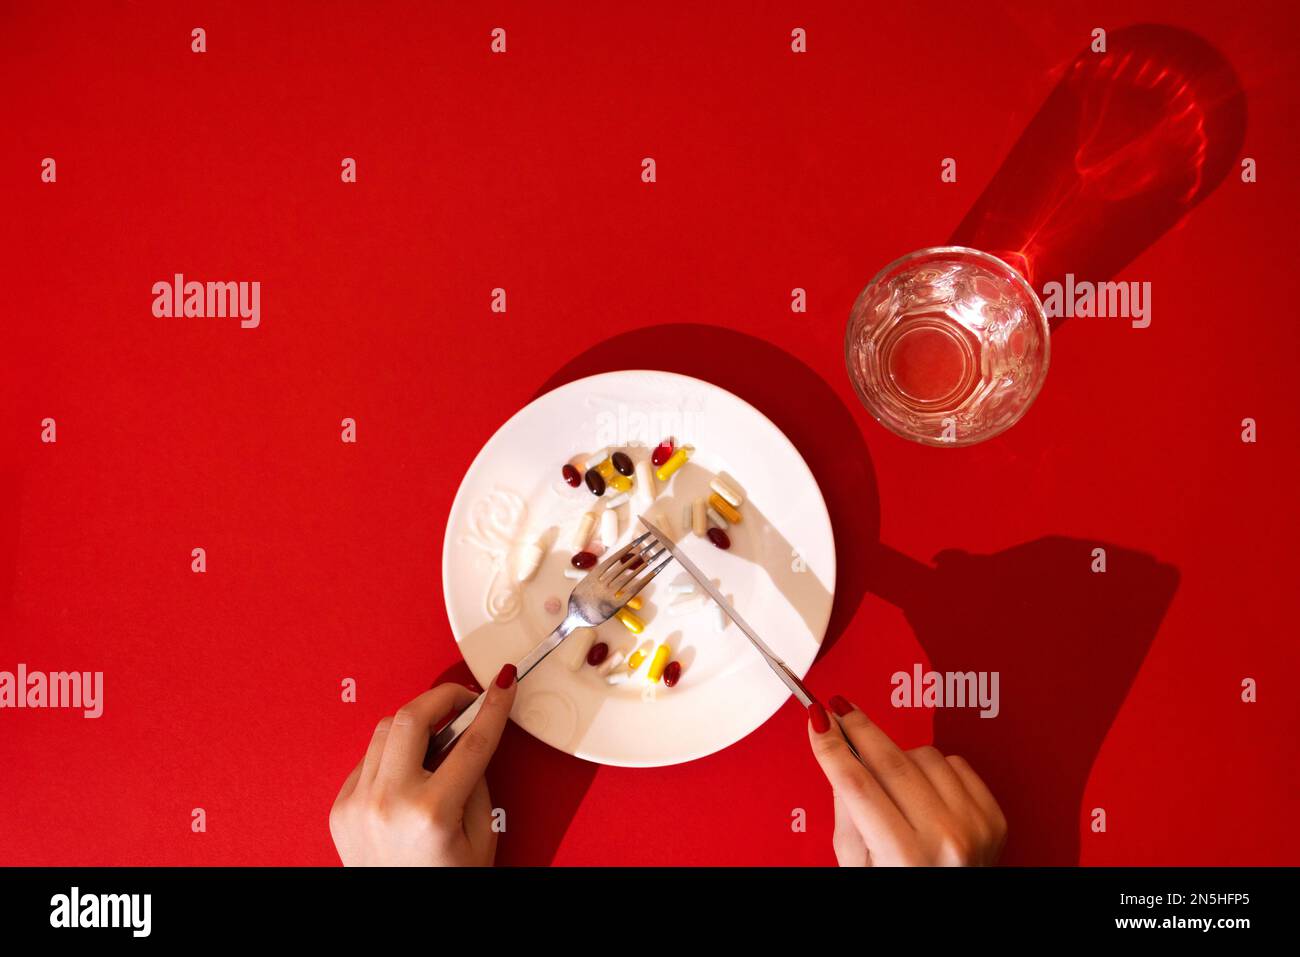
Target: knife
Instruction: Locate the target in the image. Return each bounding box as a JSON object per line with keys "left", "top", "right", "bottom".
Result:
{"left": 638, "top": 517, "right": 866, "bottom": 764}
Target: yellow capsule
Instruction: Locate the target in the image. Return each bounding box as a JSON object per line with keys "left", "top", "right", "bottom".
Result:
{"left": 626, "top": 649, "right": 647, "bottom": 671}
{"left": 708, "top": 493, "right": 742, "bottom": 524}
{"left": 608, "top": 472, "right": 632, "bottom": 493}
{"left": 646, "top": 644, "right": 672, "bottom": 683}
{"left": 655, "top": 446, "right": 692, "bottom": 482}
{"left": 625, "top": 594, "right": 643, "bottom": 611}
{"left": 597, "top": 458, "right": 617, "bottom": 480}
{"left": 615, "top": 608, "right": 645, "bottom": 634}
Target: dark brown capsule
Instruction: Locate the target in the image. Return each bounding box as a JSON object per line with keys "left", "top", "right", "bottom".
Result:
{"left": 707, "top": 527, "right": 731, "bottom": 550}
{"left": 571, "top": 551, "right": 597, "bottom": 569}
{"left": 611, "top": 451, "right": 634, "bottom": 476}
{"left": 584, "top": 468, "right": 606, "bottom": 496}
{"left": 663, "top": 660, "right": 683, "bottom": 687}
{"left": 562, "top": 463, "right": 582, "bottom": 487}
{"left": 586, "top": 642, "right": 609, "bottom": 667}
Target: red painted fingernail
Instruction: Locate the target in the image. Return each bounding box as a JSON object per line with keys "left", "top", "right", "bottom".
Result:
{"left": 495, "top": 663, "right": 517, "bottom": 688}
{"left": 829, "top": 695, "right": 854, "bottom": 716}
{"left": 808, "top": 702, "right": 830, "bottom": 733}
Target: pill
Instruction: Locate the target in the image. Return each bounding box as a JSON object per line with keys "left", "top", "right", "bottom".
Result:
{"left": 707, "top": 527, "right": 731, "bottom": 550}
{"left": 571, "top": 551, "right": 597, "bottom": 569}
{"left": 544, "top": 595, "right": 561, "bottom": 615}
{"left": 562, "top": 463, "right": 582, "bottom": 487}
{"left": 711, "top": 599, "right": 729, "bottom": 631}
{"left": 604, "top": 491, "right": 630, "bottom": 509}
{"left": 647, "top": 644, "right": 672, "bottom": 683}
{"left": 584, "top": 468, "right": 606, "bottom": 496}
{"left": 655, "top": 446, "right": 692, "bottom": 482}
{"left": 563, "top": 568, "right": 586, "bottom": 580}
{"left": 598, "top": 649, "right": 625, "bottom": 676}
{"left": 691, "top": 498, "right": 707, "bottom": 537}
{"left": 597, "top": 458, "right": 617, "bottom": 481}
{"left": 708, "top": 493, "right": 741, "bottom": 524}
{"left": 608, "top": 472, "right": 632, "bottom": 493}
{"left": 651, "top": 439, "right": 675, "bottom": 467}
{"left": 606, "top": 670, "right": 632, "bottom": 686}
{"left": 663, "top": 660, "right": 683, "bottom": 688}
{"left": 626, "top": 648, "right": 647, "bottom": 671}
{"left": 599, "top": 509, "right": 618, "bottom": 546}
{"left": 570, "top": 511, "right": 597, "bottom": 550}
{"left": 515, "top": 541, "right": 545, "bottom": 582}
{"left": 709, "top": 476, "right": 744, "bottom": 508}
{"left": 584, "top": 448, "right": 611, "bottom": 470}
{"left": 625, "top": 594, "right": 643, "bottom": 611}
{"left": 586, "top": 642, "right": 609, "bottom": 667}
{"left": 707, "top": 506, "right": 729, "bottom": 529}
{"left": 668, "top": 582, "right": 697, "bottom": 596}
{"left": 611, "top": 451, "right": 634, "bottom": 476}
{"left": 634, "top": 459, "right": 656, "bottom": 500}
{"left": 615, "top": 608, "right": 645, "bottom": 634}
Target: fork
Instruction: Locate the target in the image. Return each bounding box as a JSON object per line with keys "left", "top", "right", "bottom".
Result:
{"left": 426, "top": 530, "right": 674, "bottom": 761}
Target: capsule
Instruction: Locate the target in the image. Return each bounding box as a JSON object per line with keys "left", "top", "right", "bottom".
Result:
{"left": 655, "top": 445, "right": 692, "bottom": 482}
{"left": 586, "top": 642, "right": 609, "bottom": 667}
{"left": 707, "top": 506, "right": 729, "bottom": 530}
{"left": 710, "top": 599, "right": 729, "bottom": 631}
{"left": 598, "top": 649, "right": 625, "bottom": 676}
{"left": 625, "top": 594, "right": 643, "bottom": 611}
{"left": 584, "top": 448, "right": 611, "bottom": 470}
{"left": 562, "top": 463, "right": 582, "bottom": 487}
{"left": 615, "top": 608, "right": 645, "bottom": 634}
{"left": 599, "top": 509, "right": 618, "bottom": 546}
{"left": 691, "top": 498, "right": 707, "bottom": 536}
{"left": 634, "top": 459, "right": 656, "bottom": 503}
{"left": 626, "top": 648, "right": 647, "bottom": 671}
{"left": 646, "top": 644, "right": 672, "bottom": 683}
{"left": 708, "top": 492, "right": 741, "bottom": 524}
{"left": 563, "top": 567, "right": 586, "bottom": 580}
{"left": 604, "top": 491, "right": 630, "bottom": 509}
{"left": 611, "top": 451, "right": 634, "bottom": 476}
{"left": 584, "top": 468, "right": 606, "bottom": 496}
{"left": 651, "top": 439, "right": 675, "bottom": 468}
{"left": 707, "top": 527, "right": 731, "bottom": 550}
{"left": 608, "top": 472, "right": 633, "bottom": 493}
{"left": 515, "top": 541, "right": 545, "bottom": 582}
{"left": 597, "top": 458, "right": 617, "bottom": 481}
{"left": 570, "top": 511, "right": 597, "bottom": 550}
{"left": 571, "top": 551, "right": 597, "bottom": 569}
{"left": 709, "top": 476, "right": 744, "bottom": 508}
{"left": 663, "top": 660, "right": 683, "bottom": 688}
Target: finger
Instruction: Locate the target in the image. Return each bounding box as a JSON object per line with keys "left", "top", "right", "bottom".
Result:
{"left": 431, "top": 664, "right": 518, "bottom": 816}
{"left": 947, "top": 755, "right": 1008, "bottom": 842}
{"left": 807, "top": 701, "right": 914, "bottom": 860}
{"left": 908, "top": 745, "right": 972, "bottom": 813}
{"left": 829, "top": 698, "right": 946, "bottom": 830}
{"left": 334, "top": 759, "right": 363, "bottom": 806}
{"left": 462, "top": 776, "right": 498, "bottom": 860}
{"left": 832, "top": 793, "right": 870, "bottom": 866}
{"left": 361, "top": 716, "right": 394, "bottom": 785}
{"left": 379, "top": 685, "right": 477, "bottom": 785}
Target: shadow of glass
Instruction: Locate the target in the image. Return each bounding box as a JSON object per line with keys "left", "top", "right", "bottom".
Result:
{"left": 950, "top": 23, "right": 1246, "bottom": 320}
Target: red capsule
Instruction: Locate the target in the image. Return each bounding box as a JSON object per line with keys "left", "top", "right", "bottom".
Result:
{"left": 586, "top": 642, "right": 609, "bottom": 667}
{"left": 611, "top": 451, "right": 634, "bottom": 476}
{"left": 651, "top": 440, "right": 675, "bottom": 468}
{"left": 663, "top": 660, "right": 682, "bottom": 687}
{"left": 707, "top": 527, "right": 731, "bottom": 550}
{"left": 584, "top": 468, "right": 606, "bottom": 496}
{"left": 571, "top": 551, "right": 597, "bottom": 569}
{"left": 562, "top": 463, "right": 582, "bottom": 487}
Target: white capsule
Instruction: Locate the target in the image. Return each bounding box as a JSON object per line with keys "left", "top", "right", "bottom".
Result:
{"left": 584, "top": 448, "right": 611, "bottom": 469}
{"left": 682, "top": 503, "right": 692, "bottom": 533}
{"left": 710, "top": 476, "right": 744, "bottom": 508}
{"left": 710, "top": 598, "right": 729, "bottom": 631}
{"left": 634, "top": 459, "right": 656, "bottom": 500}
{"left": 597, "top": 649, "right": 625, "bottom": 676}
{"left": 599, "top": 509, "right": 618, "bottom": 546}
{"left": 606, "top": 670, "right": 632, "bottom": 686}
{"left": 514, "top": 542, "right": 545, "bottom": 582}
{"left": 570, "top": 511, "right": 597, "bottom": 550}
{"left": 707, "top": 506, "right": 729, "bottom": 529}
{"left": 604, "top": 491, "right": 630, "bottom": 509}
{"left": 668, "top": 582, "right": 697, "bottom": 596}
{"left": 563, "top": 567, "right": 586, "bottom": 580}
{"left": 691, "top": 498, "right": 707, "bottom": 537}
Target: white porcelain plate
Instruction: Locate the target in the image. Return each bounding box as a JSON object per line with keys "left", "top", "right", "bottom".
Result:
{"left": 442, "top": 370, "right": 836, "bottom": 767}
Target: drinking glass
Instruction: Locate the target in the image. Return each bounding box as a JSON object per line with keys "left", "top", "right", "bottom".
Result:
{"left": 844, "top": 246, "right": 1050, "bottom": 447}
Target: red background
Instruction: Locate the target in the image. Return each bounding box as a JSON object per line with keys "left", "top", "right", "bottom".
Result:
{"left": 3, "top": 1, "right": 1297, "bottom": 866}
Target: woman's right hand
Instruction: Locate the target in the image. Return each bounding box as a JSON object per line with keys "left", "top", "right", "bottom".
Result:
{"left": 808, "top": 696, "right": 1006, "bottom": 866}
